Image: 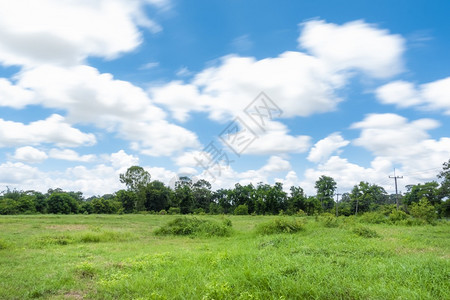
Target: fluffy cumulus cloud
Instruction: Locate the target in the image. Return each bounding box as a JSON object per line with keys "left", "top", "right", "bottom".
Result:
{"left": 376, "top": 77, "right": 450, "bottom": 115}
{"left": 300, "top": 156, "right": 394, "bottom": 195}
{"left": 0, "top": 78, "right": 36, "bottom": 108}
{"left": 5, "top": 65, "right": 200, "bottom": 156}
{"left": 49, "top": 149, "right": 96, "bottom": 163}
{"left": 0, "top": 162, "right": 42, "bottom": 184}
{"left": 0, "top": 114, "right": 96, "bottom": 147}
{"left": 307, "top": 133, "right": 350, "bottom": 163}
{"left": 0, "top": 0, "right": 165, "bottom": 67}
{"left": 151, "top": 52, "right": 345, "bottom": 122}
{"left": 12, "top": 146, "right": 48, "bottom": 163}
{"left": 352, "top": 113, "right": 450, "bottom": 183}
{"left": 299, "top": 19, "right": 405, "bottom": 78}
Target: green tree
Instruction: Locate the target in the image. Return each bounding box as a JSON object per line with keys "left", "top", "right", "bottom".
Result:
{"left": 192, "top": 179, "right": 213, "bottom": 212}
{"left": 144, "top": 180, "right": 170, "bottom": 212}
{"left": 174, "top": 176, "right": 194, "bottom": 214}
{"left": 438, "top": 159, "right": 450, "bottom": 192}
{"left": 410, "top": 198, "right": 437, "bottom": 224}
{"left": 115, "top": 190, "right": 137, "bottom": 213}
{"left": 404, "top": 182, "right": 441, "bottom": 206}
{"left": 350, "top": 182, "right": 387, "bottom": 214}
{"left": 119, "top": 166, "right": 151, "bottom": 211}
{"left": 315, "top": 175, "right": 336, "bottom": 211}
{"left": 288, "top": 186, "right": 307, "bottom": 214}
{"left": 47, "top": 193, "right": 79, "bottom": 214}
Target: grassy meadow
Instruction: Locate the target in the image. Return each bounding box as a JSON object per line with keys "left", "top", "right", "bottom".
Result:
{"left": 0, "top": 214, "right": 449, "bottom": 299}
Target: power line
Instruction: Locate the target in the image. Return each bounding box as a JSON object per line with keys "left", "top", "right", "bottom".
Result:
{"left": 389, "top": 169, "right": 403, "bottom": 210}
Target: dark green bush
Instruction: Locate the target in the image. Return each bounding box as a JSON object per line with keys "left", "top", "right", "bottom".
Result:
{"left": 234, "top": 204, "right": 249, "bottom": 215}
{"left": 168, "top": 207, "right": 181, "bottom": 215}
{"left": 154, "top": 217, "right": 232, "bottom": 237}
{"left": 359, "top": 212, "right": 387, "bottom": 224}
{"left": 255, "top": 218, "right": 304, "bottom": 235}
{"left": 353, "top": 226, "right": 380, "bottom": 238}
{"left": 320, "top": 213, "right": 339, "bottom": 227}
{"left": 388, "top": 210, "right": 409, "bottom": 224}
{"left": 410, "top": 198, "right": 437, "bottom": 224}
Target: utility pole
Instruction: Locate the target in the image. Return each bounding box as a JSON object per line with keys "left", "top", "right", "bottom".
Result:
{"left": 389, "top": 169, "right": 403, "bottom": 210}
{"left": 335, "top": 192, "right": 341, "bottom": 217}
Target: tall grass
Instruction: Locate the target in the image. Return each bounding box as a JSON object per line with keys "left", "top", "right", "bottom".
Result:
{"left": 0, "top": 214, "right": 448, "bottom": 299}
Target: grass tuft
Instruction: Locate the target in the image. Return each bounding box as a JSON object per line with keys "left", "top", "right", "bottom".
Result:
{"left": 255, "top": 217, "right": 304, "bottom": 235}
{"left": 353, "top": 226, "right": 380, "bottom": 238}
{"left": 154, "top": 217, "right": 233, "bottom": 237}
{"left": 0, "top": 238, "right": 10, "bottom": 250}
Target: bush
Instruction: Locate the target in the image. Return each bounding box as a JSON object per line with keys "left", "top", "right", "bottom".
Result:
{"left": 168, "top": 207, "right": 181, "bottom": 215}
{"left": 359, "top": 212, "right": 387, "bottom": 224}
{"left": 410, "top": 198, "right": 437, "bottom": 224}
{"left": 353, "top": 226, "right": 380, "bottom": 238}
{"left": 388, "top": 210, "right": 409, "bottom": 224}
{"left": 159, "top": 209, "right": 167, "bottom": 215}
{"left": 154, "top": 217, "right": 233, "bottom": 237}
{"left": 320, "top": 213, "right": 339, "bottom": 228}
{"left": 234, "top": 204, "right": 248, "bottom": 215}
{"left": 255, "top": 218, "right": 304, "bottom": 235}
{"left": 75, "top": 262, "right": 97, "bottom": 279}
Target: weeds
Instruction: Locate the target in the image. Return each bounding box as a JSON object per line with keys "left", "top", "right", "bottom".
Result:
{"left": 353, "top": 226, "right": 380, "bottom": 238}
{"left": 154, "top": 217, "right": 233, "bottom": 237}
{"left": 255, "top": 217, "right": 304, "bottom": 234}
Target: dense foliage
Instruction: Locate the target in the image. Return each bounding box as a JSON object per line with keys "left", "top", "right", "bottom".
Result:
{"left": 1, "top": 160, "right": 449, "bottom": 218}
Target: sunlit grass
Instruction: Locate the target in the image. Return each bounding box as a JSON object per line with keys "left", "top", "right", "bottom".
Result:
{"left": 0, "top": 214, "right": 449, "bottom": 299}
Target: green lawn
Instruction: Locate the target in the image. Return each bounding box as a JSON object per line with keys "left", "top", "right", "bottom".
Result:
{"left": 0, "top": 215, "right": 449, "bottom": 299}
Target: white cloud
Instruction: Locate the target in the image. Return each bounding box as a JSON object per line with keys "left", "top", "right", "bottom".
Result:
{"left": 376, "top": 80, "right": 422, "bottom": 108}
{"left": 299, "top": 19, "right": 405, "bottom": 78}
{"left": 15, "top": 65, "right": 200, "bottom": 156}
{"left": 49, "top": 149, "right": 96, "bottom": 162}
{"left": 307, "top": 133, "right": 350, "bottom": 163}
{"left": 0, "top": 78, "right": 36, "bottom": 108}
{"left": 0, "top": 162, "right": 41, "bottom": 184}
{"left": 12, "top": 146, "right": 48, "bottom": 163}
{"left": 260, "top": 156, "right": 292, "bottom": 173}
{"left": 108, "top": 150, "right": 140, "bottom": 171}
{"left": 241, "top": 121, "right": 311, "bottom": 155}
{"left": 150, "top": 19, "right": 405, "bottom": 158}
{"left": 351, "top": 113, "right": 450, "bottom": 185}
{"left": 0, "top": 0, "right": 165, "bottom": 67}
{"left": 300, "top": 156, "right": 393, "bottom": 195}
{"left": 139, "top": 62, "right": 159, "bottom": 70}
{"left": 377, "top": 77, "right": 450, "bottom": 115}
{"left": 0, "top": 114, "right": 96, "bottom": 148}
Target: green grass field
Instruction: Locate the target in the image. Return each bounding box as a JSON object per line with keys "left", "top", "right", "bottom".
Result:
{"left": 0, "top": 215, "right": 449, "bottom": 299}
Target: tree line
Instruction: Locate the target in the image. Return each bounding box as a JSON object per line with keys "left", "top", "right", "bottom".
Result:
{"left": 1, "top": 161, "right": 449, "bottom": 218}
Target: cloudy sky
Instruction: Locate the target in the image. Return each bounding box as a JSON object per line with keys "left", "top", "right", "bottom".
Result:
{"left": 0, "top": 0, "right": 449, "bottom": 196}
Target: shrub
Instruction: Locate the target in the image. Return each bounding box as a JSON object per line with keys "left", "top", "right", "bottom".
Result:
{"left": 296, "top": 209, "right": 307, "bottom": 217}
{"left": 159, "top": 209, "right": 167, "bottom": 215}
{"left": 410, "top": 198, "right": 437, "bottom": 224}
{"left": 388, "top": 210, "right": 409, "bottom": 224}
{"left": 255, "top": 218, "right": 304, "bottom": 235}
{"left": 353, "top": 226, "right": 380, "bottom": 238}
{"left": 168, "top": 207, "right": 181, "bottom": 215}
{"left": 193, "top": 208, "right": 205, "bottom": 215}
{"left": 75, "top": 262, "right": 97, "bottom": 279}
{"left": 234, "top": 204, "right": 248, "bottom": 215}
{"left": 221, "top": 217, "right": 232, "bottom": 227}
{"left": 359, "top": 212, "right": 387, "bottom": 224}
{"left": 154, "top": 217, "right": 232, "bottom": 237}
{"left": 320, "top": 213, "right": 339, "bottom": 228}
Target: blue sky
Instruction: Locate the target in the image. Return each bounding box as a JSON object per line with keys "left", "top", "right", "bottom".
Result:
{"left": 0, "top": 0, "right": 449, "bottom": 196}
